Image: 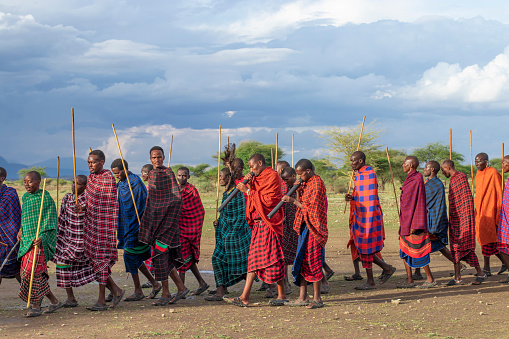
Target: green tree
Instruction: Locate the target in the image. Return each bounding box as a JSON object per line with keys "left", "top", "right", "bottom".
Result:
{"left": 321, "top": 120, "right": 383, "bottom": 165}
{"left": 18, "top": 166, "right": 47, "bottom": 179}
{"left": 412, "top": 142, "right": 464, "bottom": 165}
{"left": 368, "top": 149, "right": 407, "bottom": 190}
{"left": 224, "top": 141, "right": 285, "bottom": 173}
{"left": 188, "top": 163, "right": 209, "bottom": 178}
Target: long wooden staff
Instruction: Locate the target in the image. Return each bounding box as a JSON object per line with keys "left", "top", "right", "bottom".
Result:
{"left": 112, "top": 124, "right": 141, "bottom": 225}
{"left": 89, "top": 147, "right": 92, "bottom": 153}
{"left": 56, "top": 156, "right": 60, "bottom": 215}
{"left": 271, "top": 148, "right": 274, "bottom": 168}
{"left": 503, "top": 143, "right": 505, "bottom": 193}
{"left": 470, "top": 130, "right": 475, "bottom": 196}
{"left": 292, "top": 134, "right": 295, "bottom": 166}
{"left": 275, "top": 133, "right": 278, "bottom": 165}
{"left": 385, "top": 147, "right": 400, "bottom": 216}
{"left": 449, "top": 129, "right": 452, "bottom": 160}
{"left": 26, "top": 178, "right": 47, "bottom": 308}
{"left": 168, "top": 135, "right": 173, "bottom": 168}
{"left": 215, "top": 126, "right": 222, "bottom": 220}
{"left": 72, "top": 109, "right": 79, "bottom": 212}
{"left": 343, "top": 116, "right": 366, "bottom": 213}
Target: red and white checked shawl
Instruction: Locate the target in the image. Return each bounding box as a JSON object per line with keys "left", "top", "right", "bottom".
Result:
{"left": 84, "top": 169, "right": 119, "bottom": 263}
{"left": 179, "top": 183, "right": 205, "bottom": 239}
{"left": 399, "top": 170, "right": 428, "bottom": 236}
{"left": 448, "top": 171, "right": 476, "bottom": 252}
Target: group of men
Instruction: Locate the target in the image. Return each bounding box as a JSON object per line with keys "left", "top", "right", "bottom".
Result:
{"left": 3, "top": 146, "right": 509, "bottom": 315}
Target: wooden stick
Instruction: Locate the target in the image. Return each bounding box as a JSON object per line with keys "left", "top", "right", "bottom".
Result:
{"left": 27, "top": 178, "right": 47, "bottom": 308}
{"left": 275, "top": 133, "right": 278, "bottom": 165}
{"left": 89, "top": 147, "right": 92, "bottom": 153}
{"left": 343, "top": 116, "right": 366, "bottom": 213}
{"left": 386, "top": 147, "right": 400, "bottom": 216}
{"left": 215, "top": 126, "right": 222, "bottom": 220}
{"left": 449, "top": 129, "right": 452, "bottom": 160}
{"left": 292, "top": 134, "right": 295, "bottom": 166}
{"left": 72, "top": 109, "right": 79, "bottom": 212}
{"left": 0, "top": 241, "right": 7, "bottom": 246}
{"left": 56, "top": 156, "right": 60, "bottom": 215}
{"left": 168, "top": 135, "right": 173, "bottom": 168}
{"left": 112, "top": 124, "right": 141, "bottom": 225}
{"left": 271, "top": 148, "right": 274, "bottom": 168}
{"left": 503, "top": 143, "right": 505, "bottom": 193}
{"left": 470, "top": 130, "right": 475, "bottom": 196}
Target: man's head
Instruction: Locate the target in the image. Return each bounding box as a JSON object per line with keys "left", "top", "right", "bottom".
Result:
{"left": 111, "top": 158, "right": 128, "bottom": 181}
{"left": 350, "top": 151, "right": 366, "bottom": 171}
{"left": 141, "top": 164, "right": 153, "bottom": 182}
{"left": 503, "top": 155, "right": 509, "bottom": 174}
{"left": 475, "top": 152, "right": 489, "bottom": 171}
{"left": 281, "top": 166, "right": 296, "bottom": 188}
{"left": 24, "top": 171, "right": 41, "bottom": 193}
{"left": 72, "top": 175, "right": 87, "bottom": 196}
{"left": 424, "top": 161, "right": 440, "bottom": 178}
{"left": 219, "top": 168, "right": 231, "bottom": 187}
{"left": 177, "top": 167, "right": 190, "bottom": 186}
{"left": 440, "top": 159, "right": 455, "bottom": 178}
{"left": 295, "top": 159, "right": 314, "bottom": 182}
{"left": 276, "top": 160, "right": 290, "bottom": 177}
{"left": 248, "top": 153, "right": 267, "bottom": 176}
{"left": 0, "top": 167, "right": 6, "bottom": 185}
{"left": 402, "top": 156, "right": 419, "bottom": 174}
{"left": 233, "top": 158, "right": 244, "bottom": 178}
{"left": 149, "top": 146, "right": 165, "bottom": 168}
{"left": 88, "top": 150, "right": 105, "bottom": 174}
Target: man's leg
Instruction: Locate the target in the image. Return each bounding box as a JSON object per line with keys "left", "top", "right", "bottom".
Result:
{"left": 131, "top": 273, "right": 143, "bottom": 296}
{"left": 169, "top": 268, "right": 187, "bottom": 294}
{"left": 189, "top": 262, "right": 208, "bottom": 289}
{"left": 238, "top": 272, "right": 256, "bottom": 305}
{"left": 483, "top": 255, "right": 491, "bottom": 273}
{"left": 353, "top": 259, "right": 361, "bottom": 276}
{"left": 276, "top": 278, "right": 287, "bottom": 300}
{"left": 298, "top": 275, "right": 308, "bottom": 302}
{"left": 138, "top": 264, "right": 160, "bottom": 290}
{"left": 373, "top": 255, "right": 394, "bottom": 277}
{"left": 65, "top": 287, "right": 77, "bottom": 303}
{"left": 440, "top": 247, "right": 454, "bottom": 262}
{"left": 498, "top": 252, "right": 509, "bottom": 282}
{"left": 284, "top": 265, "right": 292, "bottom": 291}
{"left": 45, "top": 289, "right": 59, "bottom": 305}
{"left": 402, "top": 261, "right": 413, "bottom": 284}
{"left": 422, "top": 265, "right": 434, "bottom": 283}
{"left": 178, "top": 271, "right": 186, "bottom": 285}
{"left": 322, "top": 261, "right": 334, "bottom": 277}
{"left": 310, "top": 280, "right": 322, "bottom": 306}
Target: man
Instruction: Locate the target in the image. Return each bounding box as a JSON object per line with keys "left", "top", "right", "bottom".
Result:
{"left": 227, "top": 153, "right": 287, "bottom": 306}
{"left": 176, "top": 166, "right": 209, "bottom": 296}
{"left": 345, "top": 151, "right": 396, "bottom": 290}
{"left": 139, "top": 146, "right": 188, "bottom": 306}
{"left": 440, "top": 159, "right": 485, "bottom": 285}
{"left": 0, "top": 167, "right": 21, "bottom": 284}
{"left": 474, "top": 153, "right": 504, "bottom": 276}
{"left": 496, "top": 155, "right": 509, "bottom": 283}
{"left": 111, "top": 159, "right": 160, "bottom": 301}
{"left": 276, "top": 160, "right": 290, "bottom": 177}
{"left": 413, "top": 161, "right": 456, "bottom": 280}
{"left": 398, "top": 156, "right": 434, "bottom": 288}
{"left": 282, "top": 159, "right": 327, "bottom": 309}
{"left": 140, "top": 163, "right": 154, "bottom": 288}
{"left": 78, "top": 150, "right": 124, "bottom": 311}
{"left": 206, "top": 168, "right": 251, "bottom": 301}
{"left": 53, "top": 175, "right": 95, "bottom": 307}
{"left": 18, "top": 171, "right": 62, "bottom": 317}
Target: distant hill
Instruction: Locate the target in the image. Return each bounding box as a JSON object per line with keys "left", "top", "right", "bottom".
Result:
{"left": 1, "top": 156, "right": 89, "bottom": 179}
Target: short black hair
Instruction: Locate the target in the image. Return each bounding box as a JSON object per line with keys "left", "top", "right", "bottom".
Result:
{"left": 220, "top": 167, "right": 231, "bottom": 175}
{"left": 249, "top": 153, "right": 266, "bottom": 166}
{"left": 77, "top": 174, "right": 87, "bottom": 185}
{"left": 111, "top": 158, "right": 128, "bottom": 171}
{"left": 295, "top": 159, "right": 313, "bottom": 171}
{"left": 233, "top": 158, "right": 244, "bottom": 169}
{"left": 476, "top": 152, "right": 489, "bottom": 161}
{"left": 281, "top": 166, "right": 296, "bottom": 177}
{"left": 142, "top": 164, "right": 153, "bottom": 172}
{"left": 277, "top": 160, "right": 290, "bottom": 168}
{"left": 89, "top": 150, "right": 105, "bottom": 161}
{"left": 427, "top": 161, "right": 440, "bottom": 174}
{"left": 178, "top": 167, "right": 190, "bottom": 175}
{"left": 405, "top": 156, "right": 419, "bottom": 168}
{"left": 441, "top": 159, "right": 455, "bottom": 169}
{"left": 26, "top": 171, "right": 41, "bottom": 181}
{"left": 150, "top": 146, "right": 164, "bottom": 156}
{"left": 0, "top": 167, "right": 6, "bottom": 179}
{"left": 352, "top": 151, "right": 366, "bottom": 162}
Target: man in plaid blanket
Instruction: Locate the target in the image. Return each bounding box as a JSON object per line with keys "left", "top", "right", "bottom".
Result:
{"left": 398, "top": 156, "right": 433, "bottom": 289}
{"left": 18, "top": 171, "right": 62, "bottom": 317}
{"left": 474, "top": 153, "right": 505, "bottom": 276}
{"left": 227, "top": 153, "right": 286, "bottom": 307}
{"left": 441, "top": 160, "right": 486, "bottom": 285}
{"left": 0, "top": 167, "right": 21, "bottom": 284}
{"left": 346, "top": 151, "right": 396, "bottom": 290}
{"left": 176, "top": 167, "right": 208, "bottom": 296}
{"left": 53, "top": 175, "right": 95, "bottom": 307}
{"left": 111, "top": 159, "right": 160, "bottom": 302}
{"left": 497, "top": 155, "right": 509, "bottom": 283}
{"left": 140, "top": 146, "right": 189, "bottom": 306}
{"left": 77, "top": 150, "right": 124, "bottom": 311}
{"left": 282, "top": 159, "right": 327, "bottom": 309}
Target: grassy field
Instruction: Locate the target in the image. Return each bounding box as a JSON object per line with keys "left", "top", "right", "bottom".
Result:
{"left": 2, "top": 177, "right": 509, "bottom": 338}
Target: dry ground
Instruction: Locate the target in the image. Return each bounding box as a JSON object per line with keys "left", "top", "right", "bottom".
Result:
{"left": 2, "top": 182, "right": 509, "bottom": 338}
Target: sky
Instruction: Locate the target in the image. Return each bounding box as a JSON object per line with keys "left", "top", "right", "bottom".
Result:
{"left": 3, "top": 0, "right": 509, "bottom": 172}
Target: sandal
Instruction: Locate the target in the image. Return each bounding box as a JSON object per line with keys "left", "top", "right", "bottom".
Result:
{"left": 124, "top": 293, "right": 145, "bottom": 301}
{"left": 443, "top": 279, "right": 463, "bottom": 286}
{"left": 63, "top": 300, "right": 79, "bottom": 308}
{"left": 168, "top": 288, "right": 189, "bottom": 304}
{"left": 472, "top": 274, "right": 487, "bottom": 285}
{"left": 344, "top": 274, "right": 363, "bottom": 281}
{"left": 498, "top": 264, "right": 507, "bottom": 275}
{"left": 208, "top": 289, "right": 229, "bottom": 295}
{"left": 44, "top": 301, "right": 64, "bottom": 314}
{"left": 482, "top": 269, "right": 492, "bottom": 277}
{"left": 325, "top": 271, "right": 335, "bottom": 281}
{"left": 499, "top": 276, "right": 509, "bottom": 283}
{"left": 105, "top": 292, "right": 113, "bottom": 302}
{"left": 141, "top": 281, "right": 152, "bottom": 288}
{"left": 153, "top": 297, "right": 172, "bottom": 306}
{"left": 110, "top": 289, "right": 125, "bottom": 308}
{"left": 268, "top": 299, "right": 289, "bottom": 306}
{"left": 147, "top": 285, "right": 163, "bottom": 299}
{"left": 396, "top": 282, "right": 416, "bottom": 289}
{"left": 417, "top": 281, "right": 437, "bottom": 289}
{"left": 25, "top": 308, "right": 44, "bottom": 317}
{"left": 86, "top": 303, "right": 109, "bottom": 311}
{"left": 284, "top": 299, "right": 309, "bottom": 307}
{"left": 354, "top": 283, "right": 376, "bottom": 290}
{"left": 264, "top": 288, "right": 277, "bottom": 298}
{"left": 257, "top": 282, "right": 269, "bottom": 291}
{"left": 204, "top": 294, "right": 224, "bottom": 301}
{"left": 380, "top": 266, "right": 396, "bottom": 285}
{"left": 412, "top": 273, "right": 424, "bottom": 280}
{"left": 306, "top": 301, "right": 324, "bottom": 309}
{"left": 231, "top": 296, "right": 248, "bottom": 307}
{"left": 190, "top": 284, "right": 210, "bottom": 296}
{"left": 320, "top": 284, "right": 331, "bottom": 294}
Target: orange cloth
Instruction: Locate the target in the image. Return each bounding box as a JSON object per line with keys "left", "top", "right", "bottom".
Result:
{"left": 246, "top": 167, "right": 284, "bottom": 236}
{"left": 474, "top": 166, "right": 502, "bottom": 245}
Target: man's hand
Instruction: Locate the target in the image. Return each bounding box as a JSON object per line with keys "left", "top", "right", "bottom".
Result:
{"left": 74, "top": 204, "right": 84, "bottom": 214}
{"left": 282, "top": 195, "right": 294, "bottom": 204}
{"left": 237, "top": 182, "right": 248, "bottom": 194}
{"left": 32, "top": 238, "right": 42, "bottom": 248}
{"left": 17, "top": 231, "right": 21, "bottom": 241}
{"left": 345, "top": 194, "right": 353, "bottom": 202}
{"left": 213, "top": 220, "right": 218, "bottom": 228}
{"left": 243, "top": 173, "right": 253, "bottom": 182}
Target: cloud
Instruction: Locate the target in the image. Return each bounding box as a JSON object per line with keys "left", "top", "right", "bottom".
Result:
{"left": 225, "top": 110, "right": 236, "bottom": 117}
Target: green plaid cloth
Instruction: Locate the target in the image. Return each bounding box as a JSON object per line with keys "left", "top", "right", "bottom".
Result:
{"left": 18, "top": 189, "right": 57, "bottom": 262}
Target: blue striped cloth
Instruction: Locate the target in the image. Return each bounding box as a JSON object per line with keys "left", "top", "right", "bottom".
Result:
{"left": 117, "top": 171, "right": 147, "bottom": 249}
{"left": 292, "top": 224, "right": 324, "bottom": 286}
{"left": 425, "top": 177, "right": 449, "bottom": 250}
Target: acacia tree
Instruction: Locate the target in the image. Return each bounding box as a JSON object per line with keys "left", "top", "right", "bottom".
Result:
{"left": 18, "top": 166, "right": 47, "bottom": 179}
{"left": 412, "top": 142, "right": 464, "bottom": 165}
{"left": 228, "top": 140, "right": 284, "bottom": 172}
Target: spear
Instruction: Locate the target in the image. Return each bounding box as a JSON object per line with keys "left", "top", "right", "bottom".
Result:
{"left": 275, "top": 133, "right": 278, "bottom": 165}
{"left": 56, "top": 156, "right": 60, "bottom": 215}
{"left": 449, "top": 129, "right": 452, "bottom": 160}
{"left": 386, "top": 147, "right": 400, "bottom": 216}
{"left": 343, "top": 116, "right": 366, "bottom": 214}
{"left": 215, "top": 126, "right": 222, "bottom": 220}
{"left": 503, "top": 143, "right": 505, "bottom": 193}
{"left": 112, "top": 124, "right": 141, "bottom": 225}
{"left": 271, "top": 148, "right": 274, "bottom": 169}
{"left": 26, "top": 179, "right": 47, "bottom": 308}
{"left": 72, "top": 109, "right": 79, "bottom": 214}
{"left": 0, "top": 240, "right": 20, "bottom": 272}
{"left": 470, "top": 130, "right": 475, "bottom": 196}
{"left": 168, "top": 135, "right": 174, "bottom": 168}
{"left": 292, "top": 134, "right": 295, "bottom": 166}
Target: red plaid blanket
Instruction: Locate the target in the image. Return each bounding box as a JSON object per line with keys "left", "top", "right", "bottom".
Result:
{"left": 179, "top": 183, "right": 205, "bottom": 238}
{"left": 400, "top": 170, "right": 428, "bottom": 236}
{"left": 449, "top": 171, "right": 476, "bottom": 252}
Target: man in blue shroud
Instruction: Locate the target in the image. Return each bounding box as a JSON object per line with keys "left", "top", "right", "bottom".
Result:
{"left": 111, "top": 159, "right": 161, "bottom": 301}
